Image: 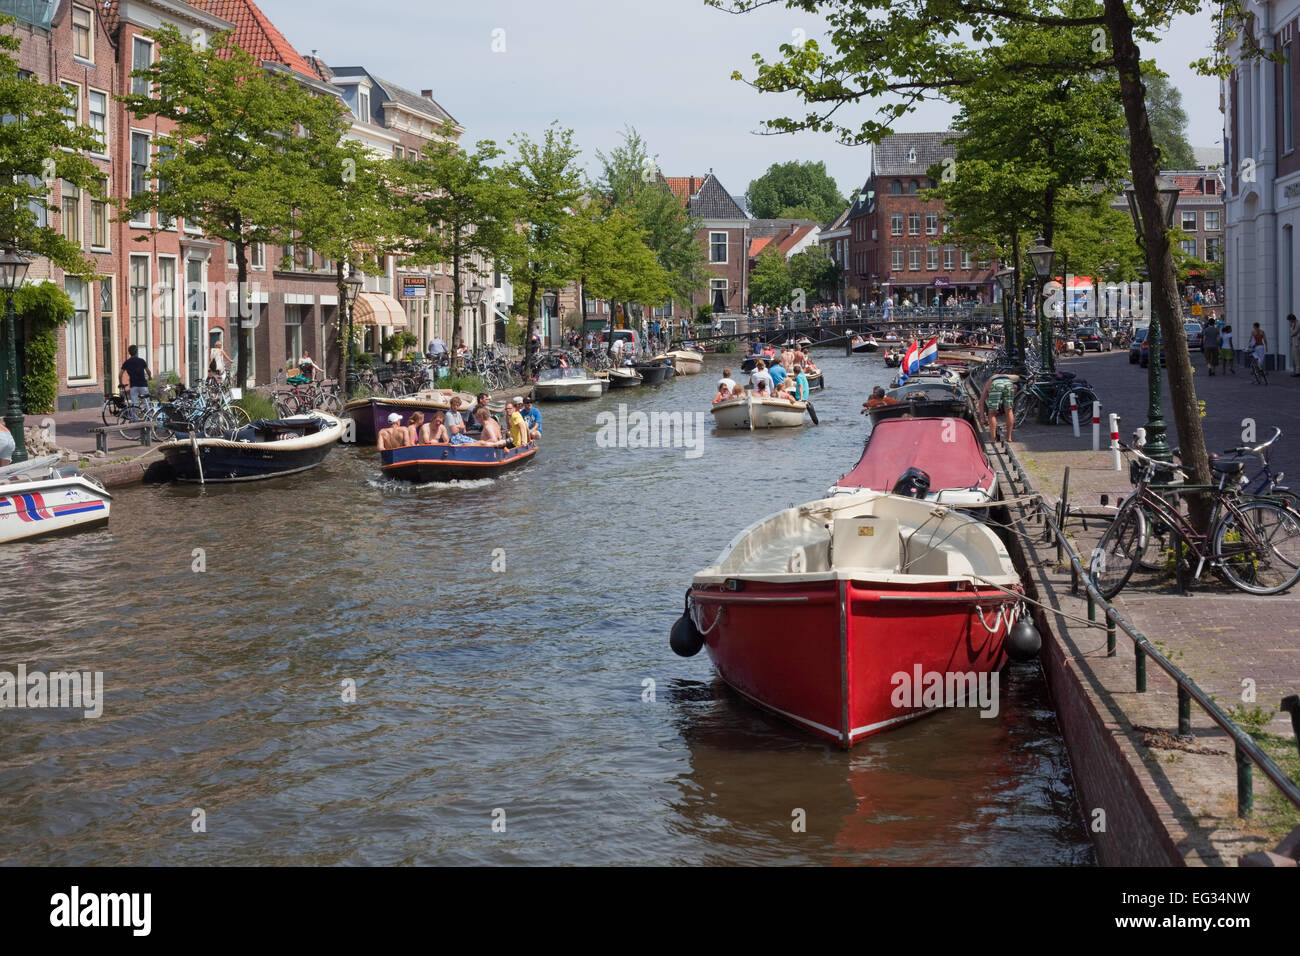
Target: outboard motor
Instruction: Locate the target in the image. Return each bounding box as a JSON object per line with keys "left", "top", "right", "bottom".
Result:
{"left": 892, "top": 467, "right": 931, "bottom": 499}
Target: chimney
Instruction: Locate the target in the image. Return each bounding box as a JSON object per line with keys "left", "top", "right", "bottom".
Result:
{"left": 421, "top": 90, "right": 434, "bottom": 99}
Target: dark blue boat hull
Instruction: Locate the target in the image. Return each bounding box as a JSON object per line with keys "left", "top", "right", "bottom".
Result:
{"left": 380, "top": 442, "right": 538, "bottom": 482}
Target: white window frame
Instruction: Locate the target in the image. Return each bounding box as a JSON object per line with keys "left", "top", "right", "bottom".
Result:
{"left": 131, "top": 37, "right": 153, "bottom": 98}
{"left": 65, "top": 276, "right": 92, "bottom": 381}
{"left": 961, "top": 250, "right": 973, "bottom": 270}
{"left": 1181, "top": 239, "right": 1198, "bottom": 257}
{"left": 1181, "top": 211, "right": 1197, "bottom": 231}
{"left": 60, "top": 180, "right": 81, "bottom": 246}
{"left": 943, "top": 246, "right": 955, "bottom": 271}
{"left": 251, "top": 242, "right": 265, "bottom": 270}
{"left": 1204, "top": 210, "right": 1220, "bottom": 231}
{"left": 891, "top": 248, "right": 904, "bottom": 271}
{"left": 129, "top": 254, "right": 151, "bottom": 358}
{"left": 908, "top": 248, "right": 920, "bottom": 271}
{"left": 129, "top": 130, "right": 150, "bottom": 227}
{"left": 926, "top": 247, "right": 939, "bottom": 271}
{"left": 925, "top": 211, "right": 938, "bottom": 235}
{"left": 357, "top": 86, "right": 370, "bottom": 121}
{"left": 710, "top": 231, "right": 728, "bottom": 264}
{"left": 907, "top": 212, "right": 920, "bottom": 235}
{"left": 60, "top": 80, "right": 79, "bottom": 132}
{"left": 157, "top": 255, "right": 178, "bottom": 376}
{"left": 72, "top": 5, "right": 94, "bottom": 63}
{"left": 890, "top": 213, "right": 903, "bottom": 236}
{"left": 87, "top": 88, "right": 108, "bottom": 155}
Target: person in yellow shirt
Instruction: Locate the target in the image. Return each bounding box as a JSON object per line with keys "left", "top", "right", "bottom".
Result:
{"left": 504, "top": 399, "right": 530, "bottom": 448}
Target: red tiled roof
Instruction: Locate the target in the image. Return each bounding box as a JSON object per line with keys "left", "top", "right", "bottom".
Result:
{"left": 664, "top": 176, "right": 703, "bottom": 206}
{"left": 749, "top": 237, "right": 773, "bottom": 257}
{"left": 190, "top": 0, "right": 318, "bottom": 78}
{"left": 774, "top": 225, "right": 815, "bottom": 256}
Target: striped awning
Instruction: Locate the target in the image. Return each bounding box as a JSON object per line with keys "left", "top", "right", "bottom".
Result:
{"left": 352, "top": 292, "right": 408, "bottom": 327}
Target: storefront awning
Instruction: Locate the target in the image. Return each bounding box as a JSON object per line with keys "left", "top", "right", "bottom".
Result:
{"left": 352, "top": 292, "right": 408, "bottom": 327}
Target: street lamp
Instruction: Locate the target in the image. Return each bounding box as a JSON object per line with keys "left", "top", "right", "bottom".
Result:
{"left": 342, "top": 271, "right": 364, "bottom": 397}
{"left": 541, "top": 289, "right": 558, "bottom": 349}
{"left": 995, "top": 267, "right": 1016, "bottom": 363}
{"left": 1125, "top": 177, "right": 1181, "bottom": 462}
{"left": 467, "top": 284, "right": 485, "bottom": 353}
{"left": 1, "top": 248, "right": 32, "bottom": 463}
{"left": 1028, "top": 235, "right": 1055, "bottom": 382}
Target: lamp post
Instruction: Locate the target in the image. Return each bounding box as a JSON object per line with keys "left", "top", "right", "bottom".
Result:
{"left": 995, "top": 267, "right": 1016, "bottom": 364}
{"left": 541, "top": 289, "right": 558, "bottom": 350}
{"left": 1, "top": 249, "right": 32, "bottom": 463}
{"left": 1125, "top": 177, "right": 1181, "bottom": 462}
{"left": 342, "top": 270, "right": 364, "bottom": 397}
{"left": 466, "top": 284, "right": 485, "bottom": 354}
{"left": 1028, "top": 236, "right": 1055, "bottom": 377}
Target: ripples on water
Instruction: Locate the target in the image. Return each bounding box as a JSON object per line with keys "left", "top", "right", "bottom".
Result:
{"left": 0, "top": 350, "right": 1093, "bottom": 865}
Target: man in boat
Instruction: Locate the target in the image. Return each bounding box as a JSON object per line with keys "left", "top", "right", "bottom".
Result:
{"left": 475, "top": 406, "right": 505, "bottom": 445}
{"left": 978, "top": 371, "right": 1021, "bottom": 443}
{"left": 718, "top": 368, "right": 736, "bottom": 393}
{"left": 750, "top": 359, "right": 774, "bottom": 394}
{"left": 504, "top": 400, "right": 530, "bottom": 448}
{"left": 861, "top": 386, "right": 899, "bottom": 413}
{"left": 520, "top": 396, "right": 542, "bottom": 439}
{"left": 422, "top": 410, "right": 450, "bottom": 444}
{"left": 445, "top": 396, "right": 468, "bottom": 438}
{"left": 792, "top": 364, "right": 810, "bottom": 402}
{"left": 768, "top": 360, "right": 787, "bottom": 390}
{"left": 378, "top": 412, "right": 410, "bottom": 450}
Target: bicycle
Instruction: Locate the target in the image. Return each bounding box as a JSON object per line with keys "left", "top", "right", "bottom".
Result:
{"left": 1012, "top": 372, "right": 1098, "bottom": 426}
{"left": 1090, "top": 442, "right": 1300, "bottom": 599}
{"left": 1247, "top": 350, "right": 1269, "bottom": 385}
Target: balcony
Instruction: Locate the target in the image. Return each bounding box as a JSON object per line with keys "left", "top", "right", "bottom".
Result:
{"left": 0, "top": 0, "right": 56, "bottom": 29}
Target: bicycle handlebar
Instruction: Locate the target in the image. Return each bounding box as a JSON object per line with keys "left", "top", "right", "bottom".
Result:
{"left": 1227, "top": 426, "right": 1282, "bottom": 458}
{"left": 1118, "top": 441, "right": 1189, "bottom": 481}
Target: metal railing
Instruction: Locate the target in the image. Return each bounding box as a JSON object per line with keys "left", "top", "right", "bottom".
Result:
{"left": 992, "top": 440, "right": 1300, "bottom": 818}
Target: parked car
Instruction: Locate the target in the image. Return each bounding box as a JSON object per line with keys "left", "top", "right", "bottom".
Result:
{"left": 1131, "top": 325, "right": 1168, "bottom": 368}
{"left": 1076, "top": 326, "right": 1111, "bottom": 351}
{"left": 1184, "top": 321, "right": 1204, "bottom": 350}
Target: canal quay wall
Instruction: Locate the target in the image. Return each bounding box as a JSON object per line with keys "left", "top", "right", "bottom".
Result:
{"left": 978, "top": 349, "right": 1300, "bottom": 866}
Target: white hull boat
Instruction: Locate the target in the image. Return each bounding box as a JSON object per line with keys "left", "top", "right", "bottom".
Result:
{"left": 0, "top": 456, "right": 111, "bottom": 544}
{"left": 665, "top": 349, "right": 704, "bottom": 375}
{"left": 711, "top": 395, "right": 808, "bottom": 430}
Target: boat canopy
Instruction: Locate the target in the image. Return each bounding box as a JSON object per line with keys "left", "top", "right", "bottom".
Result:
{"left": 839, "top": 418, "right": 993, "bottom": 493}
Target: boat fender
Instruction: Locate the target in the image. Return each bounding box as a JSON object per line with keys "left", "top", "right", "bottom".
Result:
{"left": 670, "top": 590, "right": 705, "bottom": 657}
{"left": 1006, "top": 618, "right": 1042, "bottom": 662}
{"left": 806, "top": 402, "right": 819, "bottom": 426}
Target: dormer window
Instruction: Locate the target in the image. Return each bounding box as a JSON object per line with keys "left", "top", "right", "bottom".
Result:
{"left": 357, "top": 87, "right": 370, "bottom": 121}
{"left": 906, "top": 147, "right": 917, "bottom": 163}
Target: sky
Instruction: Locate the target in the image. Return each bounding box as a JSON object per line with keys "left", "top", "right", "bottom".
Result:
{"left": 260, "top": 0, "right": 1224, "bottom": 206}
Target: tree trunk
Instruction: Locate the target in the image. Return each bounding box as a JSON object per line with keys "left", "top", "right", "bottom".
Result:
{"left": 335, "top": 260, "right": 348, "bottom": 392}
{"left": 235, "top": 234, "right": 250, "bottom": 388}
{"left": 451, "top": 240, "right": 463, "bottom": 351}
{"left": 1105, "top": 0, "right": 1211, "bottom": 526}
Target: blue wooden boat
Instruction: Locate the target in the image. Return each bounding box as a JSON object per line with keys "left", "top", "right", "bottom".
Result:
{"left": 380, "top": 440, "right": 539, "bottom": 482}
{"left": 157, "top": 414, "right": 343, "bottom": 482}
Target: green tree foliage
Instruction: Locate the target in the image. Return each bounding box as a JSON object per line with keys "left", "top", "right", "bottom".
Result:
{"left": 0, "top": 15, "right": 105, "bottom": 275}
{"left": 120, "top": 25, "right": 347, "bottom": 386}
{"left": 398, "top": 124, "right": 515, "bottom": 349}
{"left": 1141, "top": 70, "right": 1198, "bottom": 170}
{"left": 788, "top": 243, "right": 842, "bottom": 301}
{"left": 14, "top": 282, "right": 74, "bottom": 414}
{"left": 746, "top": 160, "right": 844, "bottom": 222}
{"left": 749, "top": 247, "right": 793, "bottom": 308}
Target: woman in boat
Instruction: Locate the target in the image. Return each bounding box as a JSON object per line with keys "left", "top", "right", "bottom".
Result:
{"left": 861, "top": 386, "right": 899, "bottom": 413}
{"left": 407, "top": 411, "right": 426, "bottom": 445}
{"left": 731, "top": 384, "right": 747, "bottom": 399}
{"left": 713, "top": 382, "right": 732, "bottom": 404}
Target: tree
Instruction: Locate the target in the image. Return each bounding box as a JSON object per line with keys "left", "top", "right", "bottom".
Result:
{"left": 715, "top": 0, "right": 1219, "bottom": 523}
{"left": 568, "top": 202, "right": 670, "bottom": 329}
{"left": 0, "top": 16, "right": 105, "bottom": 275}
{"left": 1141, "top": 70, "right": 1198, "bottom": 170}
{"left": 398, "top": 124, "right": 515, "bottom": 350}
{"left": 746, "top": 160, "right": 844, "bottom": 222}
{"left": 788, "top": 243, "right": 842, "bottom": 302}
{"left": 749, "top": 246, "right": 793, "bottom": 308}
{"left": 121, "top": 25, "right": 346, "bottom": 387}
{"left": 504, "top": 124, "right": 584, "bottom": 372}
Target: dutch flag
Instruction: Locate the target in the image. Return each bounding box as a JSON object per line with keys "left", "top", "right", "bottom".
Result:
{"left": 915, "top": 336, "right": 939, "bottom": 370}
{"left": 898, "top": 340, "right": 920, "bottom": 383}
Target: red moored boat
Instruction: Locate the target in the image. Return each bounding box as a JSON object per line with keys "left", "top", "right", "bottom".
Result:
{"left": 828, "top": 417, "right": 997, "bottom": 506}
{"left": 671, "top": 490, "right": 1038, "bottom": 747}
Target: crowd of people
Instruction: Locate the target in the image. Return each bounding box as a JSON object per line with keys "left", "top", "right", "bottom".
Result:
{"left": 711, "top": 342, "right": 820, "bottom": 406}
{"left": 377, "top": 393, "right": 541, "bottom": 452}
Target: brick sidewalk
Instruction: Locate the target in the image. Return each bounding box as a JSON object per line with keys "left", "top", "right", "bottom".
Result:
{"left": 989, "top": 350, "right": 1300, "bottom": 862}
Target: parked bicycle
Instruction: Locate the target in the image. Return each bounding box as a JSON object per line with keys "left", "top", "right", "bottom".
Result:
{"left": 1089, "top": 442, "right": 1300, "bottom": 599}
{"left": 1012, "top": 370, "right": 1099, "bottom": 426}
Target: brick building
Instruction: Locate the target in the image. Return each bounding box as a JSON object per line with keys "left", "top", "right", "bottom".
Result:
{"left": 845, "top": 132, "right": 998, "bottom": 308}
{"left": 664, "top": 172, "right": 749, "bottom": 315}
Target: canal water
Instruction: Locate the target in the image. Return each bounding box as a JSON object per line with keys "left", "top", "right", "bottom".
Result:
{"left": 1, "top": 349, "right": 1094, "bottom": 865}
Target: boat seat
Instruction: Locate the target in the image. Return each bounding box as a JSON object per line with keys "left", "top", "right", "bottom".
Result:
{"left": 829, "top": 515, "right": 901, "bottom": 572}
{"left": 787, "top": 542, "right": 831, "bottom": 573}
{"left": 905, "top": 548, "right": 951, "bottom": 575}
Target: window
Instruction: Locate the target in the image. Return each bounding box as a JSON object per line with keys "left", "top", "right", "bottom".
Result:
{"left": 130, "top": 132, "right": 149, "bottom": 225}
{"left": 710, "top": 278, "right": 727, "bottom": 312}
{"left": 65, "top": 277, "right": 91, "bottom": 380}
{"left": 157, "top": 142, "right": 174, "bottom": 229}
{"left": 890, "top": 213, "right": 903, "bottom": 236}
{"left": 943, "top": 246, "right": 955, "bottom": 271}
{"left": 925, "top": 212, "right": 938, "bottom": 235}
{"left": 158, "top": 259, "right": 176, "bottom": 374}
{"left": 1286, "top": 44, "right": 1294, "bottom": 154}
{"left": 1205, "top": 210, "right": 1220, "bottom": 231}
{"left": 100, "top": 277, "right": 114, "bottom": 337}
{"left": 1180, "top": 239, "right": 1198, "bottom": 257}
{"left": 907, "top": 180, "right": 919, "bottom": 194}
{"left": 961, "top": 250, "right": 972, "bottom": 270}
{"left": 251, "top": 242, "right": 265, "bottom": 269}
{"left": 890, "top": 179, "right": 902, "bottom": 195}
{"left": 357, "top": 87, "right": 370, "bottom": 120}
{"left": 907, "top": 212, "right": 920, "bottom": 235}
{"left": 1181, "top": 211, "right": 1197, "bottom": 231}
{"left": 61, "top": 181, "right": 80, "bottom": 244}
{"left": 60, "top": 82, "right": 78, "bottom": 130}
{"left": 88, "top": 90, "right": 107, "bottom": 153}
{"left": 1205, "top": 237, "right": 1222, "bottom": 261}
{"left": 394, "top": 146, "right": 404, "bottom": 159}
{"left": 131, "top": 38, "right": 152, "bottom": 97}
{"left": 908, "top": 248, "right": 920, "bottom": 271}
{"left": 26, "top": 176, "right": 47, "bottom": 228}
{"left": 926, "top": 248, "right": 939, "bottom": 270}
{"left": 891, "top": 249, "right": 904, "bottom": 271}
{"left": 130, "top": 255, "right": 149, "bottom": 353}
{"left": 710, "top": 232, "right": 727, "bottom": 263}
{"left": 72, "top": 5, "right": 93, "bottom": 61}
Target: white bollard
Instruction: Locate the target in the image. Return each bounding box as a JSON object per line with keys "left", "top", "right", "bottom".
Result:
{"left": 1110, "top": 413, "right": 1122, "bottom": 471}
{"left": 1069, "top": 391, "right": 1080, "bottom": 438}
{"left": 1091, "top": 401, "right": 1101, "bottom": 451}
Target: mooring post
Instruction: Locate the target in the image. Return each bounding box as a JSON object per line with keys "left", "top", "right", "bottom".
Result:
{"left": 1106, "top": 613, "right": 1116, "bottom": 657}
{"left": 1236, "top": 747, "right": 1253, "bottom": 817}
{"left": 1177, "top": 685, "right": 1191, "bottom": 737}
{"left": 1135, "top": 644, "right": 1147, "bottom": 692}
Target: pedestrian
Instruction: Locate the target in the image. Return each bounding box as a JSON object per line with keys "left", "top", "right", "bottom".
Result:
{"left": 1289, "top": 314, "right": 1300, "bottom": 376}
{"left": 979, "top": 372, "right": 1020, "bottom": 444}
{"left": 1220, "top": 323, "right": 1235, "bottom": 374}
{"left": 1202, "top": 320, "right": 1221, "bottom": 375}
{"left": 120, "top": 345, "right": 152, "bottom": 406}
{"left": 207, "top": 333, "right": 231, "bottom": 386}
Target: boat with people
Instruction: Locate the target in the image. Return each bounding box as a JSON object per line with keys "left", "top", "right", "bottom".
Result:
{"left": 343, "top": 389, "right": 476, "bottom": 445}
{"left": 669, "top": 488, "right": 1039, "bottom": 747}
{"left": 740, "top": 344, "right": 779, "bottom": 373}
{"left": 865, "top": 380, "right": 973, "bottom": 426}
{"left": 828, "top": 417, "right": 997, "bottom": 505}
{"left": 851, "top": 333, "right": 879, "bottom": 354}
{"left": 534, "top": 363, "right": 604, "bottom": 401}
{"left": 158, "top": 413, "right": 344, "bottom": 483}
{"left": 890, "top": 365, "right": 963, "bottom": 389}
{"left": 0, "top": 455, "right": 111, "bottom": 544}
{"left": 711, "top": 393, "right": 809, "bottom": 430}
{"left": 381, "top": 438, "right": 538, "bottom": 482}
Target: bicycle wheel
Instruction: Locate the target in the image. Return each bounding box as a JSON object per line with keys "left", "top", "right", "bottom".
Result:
{"left": 147, "top": 409, "right": 175, "bottom": 443}
{"left": 1214, "top": 499, "right": 1300, "bottom": 594}
{"left": 1056, "top": 386, "right": 1097, "bottom": 425}
{"left": 101, "top": 395, "right": 126, "bottom": 427}
{"left": 274, "top": 392, "right": 300, "bottom": 416}
{"left": 1089, "top": 500, "right": 1146, "bottom": 599}
{"left": 1135, "top": 502, "right": 1175, "bottom": 571}
{"left": 1012, "top": 388, "right": 1036, "bottom": 423}
{"left": 116, "top": 402, "right": 144, "bottom": 439}
{"left": 199, "top": 409, "right": 232, "bottom": 438}
{"left": 225, "top": 404, "right": 252, "bottom": 429}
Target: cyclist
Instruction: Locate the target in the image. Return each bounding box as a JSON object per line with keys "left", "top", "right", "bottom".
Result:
{"left": 1249, "top": 323, "right": 1267, "bottom": 373}
{"left": 979, "top": 371, "right": 1020, "bottom": 444}
{"left": 120, "top": 345, "right": 152, "bottom": 407}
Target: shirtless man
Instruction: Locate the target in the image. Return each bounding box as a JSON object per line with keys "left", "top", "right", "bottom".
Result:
{"left": 423, "top": 411, "right": 450, "bottom": 444}
{"left": 475, "top": 406, "right": 504, "bottom": 445}
{"left": 377, "top": 412, "right": 409, "bottom": 450}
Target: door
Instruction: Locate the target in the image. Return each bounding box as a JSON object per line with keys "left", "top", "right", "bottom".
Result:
{"left": 186, "top": 260, "right": 204, "bottom": 386}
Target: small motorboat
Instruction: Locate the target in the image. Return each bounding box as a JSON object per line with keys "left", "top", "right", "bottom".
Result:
{"left": 158, "top": 413, "right": 343, "bottom": 482}
{"left": 805, "top": 368, "right": 825, "bottom": 391}
{"left": 828, "top": 417, "right": 997, "bottom": 505}
{"left": 665, "top": 347, "right": 704, "bottom": 375}
{"left": 883, "top": 349, "right": 902, "bottom": 368}
{"left": 0, "top": 456, "right": 111, "bottom": 544}
{"left": 891, "top": 365, "right": 962, "bottom": 388}
{"left": 381, "top": 439, "right": 538, "bottom": 482}
{"left": 852, "top": 335, "right": 879, "bottom": 354}
{"left": 343, "top": 390, "right": 476, "bottom": 445}
{"left": 534, "top": 364, "right": 603, "bottom": 401}
{"left": 633, "top": 360, "right": 673, "bottom": 385}
{"left": 607, "top": 366, "right": 643, "bottom": 389}
{"left": 867, "top": 381, "right": 972, "bottom": 425}
{"left": 711, "top": 394, "right": 808, "bottom": 430}
{"left": 670, "top": 489, "right": 1035, "bottom": 747}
